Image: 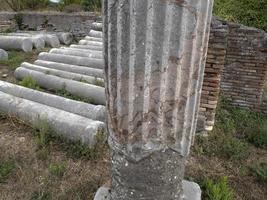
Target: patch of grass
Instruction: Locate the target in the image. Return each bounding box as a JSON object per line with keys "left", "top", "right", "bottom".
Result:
{"left": 250, "top": 161, "right": 267, "bottom": 183}
{"left": 247, "top": 123, "right": 267, "bottom": 149}
{"left": 55, "top": 89, "right": 94, "bottom": 104}
{"left": 0, "top": 112, "right": 7, "bottom": 120}
{"left": 0, "top": 51, "right": 25, "bottom": 70}
{"left": 55, "top": 130, "right": 108, "bottom": 160}
{"left": 49, "top": 162, "right": 66, "bottom": 178}
{"left": 0, "top": 160, "right": 16, "bottom": 183}
{"left": 19, "top": 76, "right": 42, "bottom": 90}
{"left": 30, "top": 191, "right": 52, "bottom": 200}
{"left": 94, "top": 78, "right": 105, "bottom": 87}
{"left": 33, "top": 119, "right": 107, "bottom": 161}
{"left": 33, "top": 120, "right": 53, "bottom": 160}
{"left": 195, "top": 134, "right": 248, "bottom": 161}
{"left": 202, "top": 176, "right": 234, "bottom": 200}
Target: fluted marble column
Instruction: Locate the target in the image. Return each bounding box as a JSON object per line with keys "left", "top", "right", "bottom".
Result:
{"left": 102, "top": 0, "right": 214, "bottom": 199}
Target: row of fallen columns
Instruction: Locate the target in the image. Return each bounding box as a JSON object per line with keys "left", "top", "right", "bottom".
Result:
{"left": 0, "top": 32, "right": 73, "bottom": 52}
{"left": 1, "top": 27, "right": 107, "bottom": 147}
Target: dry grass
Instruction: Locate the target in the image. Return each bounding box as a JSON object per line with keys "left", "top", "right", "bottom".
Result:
{"left": 0, "top": 115, "right": 110, "bottom": 200}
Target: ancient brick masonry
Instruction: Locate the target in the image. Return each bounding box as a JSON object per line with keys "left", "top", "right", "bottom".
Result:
{"left": 220, "top": 22, "right": 267, "bottom": 115}
{"left": 197, "top": 18, "right": 229, "bottom": 132}
{"left": 198, "top": 19, "right": 267, "bottom": 132}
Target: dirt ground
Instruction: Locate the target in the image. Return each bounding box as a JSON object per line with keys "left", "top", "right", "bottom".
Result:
{"left": 0, "top": 115, "right": 266, "bottom": 200}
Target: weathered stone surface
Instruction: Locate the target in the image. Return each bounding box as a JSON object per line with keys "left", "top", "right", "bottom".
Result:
{"left": 0, "top": 80, "right": 106, "bottom": 121}
{"left": 79, "top": 40, "right": 103, "bottom": 46}
{"left": 8, "top": 33, "right": 46, "bottom": 50}
{"left": 14, "top": 67, "right": 106, "bottom": 105}
{"left": 0, "top": 49, "right": 8, "bottom": 60}
{"left": 84, "top": 36, "right": 103, "bottom": 42}
{"left": 20, "top": 62, "right": 104, "bottom": 86}
{"left": 92, "top": 22, "right": 103, "bottom": 31}
{"left": 0, "top": 36, "right": 33, "bottom": 52}
{"left": 50, "top": 48, "right": 103, "bottom": 59}
{"left": 34, "top": 60, "right": 104, "bottom": 78}
{"left": 94, "top": 180, "right": 201, "bottom": 200}
{"left": 89, "top": 30, "right": 103, "bottom": 38}
{"left": 38, "top": 52, "right": 104, "bottom": 69}
{"left": 70, "top": 44, "right": 103, "bottom": 51}
{"left": 102, "top": 0, "right": 214, "bottom": 199}
{"left": 0, "top": 90, "right": 106, "bottom": 146}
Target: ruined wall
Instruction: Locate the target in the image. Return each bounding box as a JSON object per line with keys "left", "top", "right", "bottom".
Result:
{"left": 220, "top": 23, "right": 267, "bottom": 114}
{"left": 0, "top": 11, "right": 101, "bottom": 39}
{"left": 197, "top": 19, "right": 228, "bottom": 132}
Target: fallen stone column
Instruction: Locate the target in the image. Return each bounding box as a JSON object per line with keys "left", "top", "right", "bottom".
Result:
{"left": 38, "top": 52, "right": 104, "bottom": 69}
{"left": 70, "top": 44, "right": 103, "bottom": 51}
{"left": 91, "top": 22, "right": 103, "bottom": 31}
{"left": 54, "top": 32, "right": 73, "bottom": 45}
{"left": 96, "top": 0, "right": 214, "bottom": 199}
{"left": 34, "top": 60, "right": 104, "bottom": 78}
{"left": 84, "top": 36, "right": 102, "bottom": 42}
{"left": 20, "top": 62, "right": 104, "bottom": 86}
{"left": 0, "top": 49, "right": 8, "bottom": 60}
{"left": 0, "top": 36, "right": 33, "bottom": 52}
{"left": 49, "top": 48, "right": 103, "bottom": 59}
{"left": 39, "top": 34, "right": 60, "bottom": 47}
{"left": 0, "top": 91, "right": 106, "bottom": 146}
{"left": 89, "top": 30, "right": 103, "bottom": 38}
{"left": 0, "top": 80, "right": 106, "bottom": 122}
{"left": 8, "top": 33, "right": 45, "bottom": 50}
{"left": 14, "top": 67, "right": 106, "bottom": 105}
{"left": 17, "top": 31, "right": 62, "bottom": 47}
{"left": 79, "top": 40, "right": 103, "bottom": 46}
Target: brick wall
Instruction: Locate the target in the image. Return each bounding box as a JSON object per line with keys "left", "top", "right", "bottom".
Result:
{"left": 197, "top": 19, "right": 228, "bottom": 132}
{"left": 220, "top": 23, "right": 267, "bottom": 114}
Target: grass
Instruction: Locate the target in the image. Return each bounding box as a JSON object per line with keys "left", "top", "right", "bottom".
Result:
{"left": 19, "top": 76, "right": 42, "bottom": 90}
{"left": 0, "top": 51, "right": 26, "bottom": 70}
{"left": 0, "top": 160, "right": 16, "bottom": 183}
{"left": 195, "top": 98, "right": 267, "bottom": 162}
{"left": 250, "top": 161, "right": 267, "bottom": 183}
{"left": 202, "top": 176, "right": 234, "bottom": 200}
{"left": 49, "top": 162, "right": 66, "bottom": 178}
{"left": 55, "top": 89, "right": 95, "bottom": 104}
{"left": 33, "top": 119, "right": 107, "bottom": 161}
{"left": 0, "top": 49, "right": 49, "bottom": 71}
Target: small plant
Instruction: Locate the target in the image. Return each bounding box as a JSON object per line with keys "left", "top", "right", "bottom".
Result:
{"left": 0, "top": 51, "right": 25, "bottom": 70}
{"left": 30, "top": 191, "right": 52, "bottom": 200}
{"left": 55, "top": 89, "right": 94, "bottom": 104}
{"left": 49, "top": 162, "right": 66, "bottom": 178}
{"left": 247, "top": 123, "right": 267, "bottom": 149}
{"left": 13, "top": 13, "right": 23, "bottom": 29}
{"left": 0, "top": 160, "right": 16, "bottom": 183}
{"left": 202, "top": 176, "right": 234, "bottom": 200}
{"left": 250, "top": 161, "right": 267, "bottom": 183}
{"left": 0, "top": 112, "right": 7, "bottom": 120}
{"left": 20, "top": 76, "right": 41, "bottom": 90}
{"left": 33, "top": 119, "right": 53, "bottom": 160}
{"left": 82, "top": 0, "right": 101, "bottom": 11}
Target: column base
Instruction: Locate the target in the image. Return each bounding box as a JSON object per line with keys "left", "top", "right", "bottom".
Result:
{"left": 94, "top": 180, "right": 201, "bottom": 200}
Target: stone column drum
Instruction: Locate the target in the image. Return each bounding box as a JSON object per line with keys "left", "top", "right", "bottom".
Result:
{"left": 102, "top": 0, "right": 214, "bottom": 199}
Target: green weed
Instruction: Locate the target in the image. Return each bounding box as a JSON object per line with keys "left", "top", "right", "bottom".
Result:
{"left": 20, "top": 76, "right": 41, "bottom": 90}
{"left": 0, "top": 160, "right": 16, "bottom": 183}
{"left": 0, "top": 51, "right": 25, "bottom": 70}
{"left": 250, "top": 161, "right": 267, "bottom": 183}
{"left": 55, "top": 89, "right": 94, "bottom": 104}
{"left": 30, "top": 191, "right": 52, "bottom": 200}
{"left": 202, "top": 176, "right": 234, "bottom": 200}
{"left": 49, "top": 162, "right": 66, "bottom": 178}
